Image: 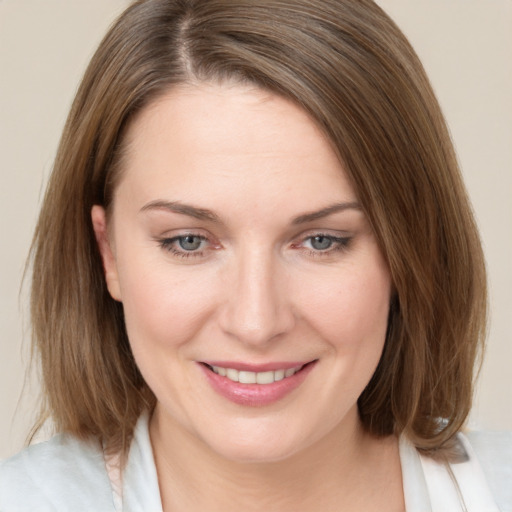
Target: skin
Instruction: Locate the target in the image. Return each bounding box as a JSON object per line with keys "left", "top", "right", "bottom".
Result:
{"left": 92, "top": 82, "right": 404, "bottom": 511}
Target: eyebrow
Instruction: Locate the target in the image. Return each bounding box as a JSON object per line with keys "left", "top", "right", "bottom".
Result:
{"left": 291, "top": 202, "right": 362, "bottom": 224}
{"left": 140, "top": 200, "right": 220, "bottom": 222}
{"left": 139, "top": 199, "right": 361, "bottom": 224}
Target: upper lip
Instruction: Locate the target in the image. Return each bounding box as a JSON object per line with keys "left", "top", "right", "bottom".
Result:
{"left": 200, "top": 360, "right": 315, "bottom": 372}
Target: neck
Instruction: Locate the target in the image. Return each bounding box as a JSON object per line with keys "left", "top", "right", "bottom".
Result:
{"left": 149, "top": 406, "right": 404, "bottom": 512}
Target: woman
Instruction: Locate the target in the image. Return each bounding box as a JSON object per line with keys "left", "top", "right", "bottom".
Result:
{"left": 0, "top": 0, "right": 509, "bottom": 510}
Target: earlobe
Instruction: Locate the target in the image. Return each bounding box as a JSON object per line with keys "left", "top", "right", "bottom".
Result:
{"left": 91, "top": 205, "right": 122, "bottom": 301}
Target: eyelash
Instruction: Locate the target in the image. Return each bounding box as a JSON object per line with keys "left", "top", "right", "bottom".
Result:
{"left": 157, "top": 233, "right": 352, "bottom": 259}
{"left": 297, "top": 234, "right": 352, "bottom": 257}
{"left": 158, "top": 234, "right": 210, "bottom": 259}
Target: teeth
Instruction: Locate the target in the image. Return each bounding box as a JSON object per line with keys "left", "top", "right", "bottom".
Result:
{"left": 210, "top": 365, "right": 302, "bottom": 384}
{"left": 226, "top": 368, "right": 239, "bottom": 382}
{"left": 239, "top": 371, "right": 256, "bottom": 384}
{"left": 274, "top": 369, "right": 285, "bottom": 381}
{"left": 256, "top": 371, "right": 274, "bottom": 384}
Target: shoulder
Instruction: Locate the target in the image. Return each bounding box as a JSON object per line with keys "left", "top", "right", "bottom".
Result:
{"left": 465, "top": 430, "right": 512, "bottom": 512}
{"left": 400, "top": 430, "right": 511, "bottom": 512}
{"left": 0, "top": 433, "right": 115, "bottom": 512}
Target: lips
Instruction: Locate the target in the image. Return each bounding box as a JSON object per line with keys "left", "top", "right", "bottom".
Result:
{"left": 199, "top": 360, "right": 317, "bottom": 406}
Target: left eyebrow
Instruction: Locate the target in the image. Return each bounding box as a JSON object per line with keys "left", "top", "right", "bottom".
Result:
{"left": 292, "top": 202, "right": 362, "bottom": 225}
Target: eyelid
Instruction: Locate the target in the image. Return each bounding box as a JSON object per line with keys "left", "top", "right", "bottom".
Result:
{"left": 156, "top": 231, "right": 220, "bottom": 259}
{"left": 291, "top": 228, "right": 352, "bottom": 244}
{"left": 291, "top": 231, "right": 353, "bottom": 255}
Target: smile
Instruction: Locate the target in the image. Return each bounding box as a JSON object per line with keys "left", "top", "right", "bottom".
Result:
{"left": 199, "top": 361, "right": 317, "bottom": 406}
{"left": 207, "top": 364, "right": 303, "bottom": 384}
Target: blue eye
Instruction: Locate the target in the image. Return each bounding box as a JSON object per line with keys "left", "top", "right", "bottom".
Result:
{"left": 309, "top": 235, "right": 334, "bottom": 251}
{"left": 177, "top": 235, "right": 204, "bottom": 251}
{"left": 158, "top": 234, "right": 209, "bottom": 257}
{"left": 301, "top": 234, "right": 351, "bottom": 254}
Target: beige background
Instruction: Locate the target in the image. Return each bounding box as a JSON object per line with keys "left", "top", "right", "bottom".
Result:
{"left": 1, "top": 1, "right": 510, "bottom": 459}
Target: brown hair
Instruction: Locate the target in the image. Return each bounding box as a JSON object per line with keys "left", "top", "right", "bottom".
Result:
{"left": 30, "top": 0, "right": 486, "bottom": 456}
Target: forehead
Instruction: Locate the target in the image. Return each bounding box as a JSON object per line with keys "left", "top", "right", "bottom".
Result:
{"left": 114, "top": 82, "right": 356, "bottom": 215}
{"left": 125, "top": 82, "right": 334, "bottom": 159}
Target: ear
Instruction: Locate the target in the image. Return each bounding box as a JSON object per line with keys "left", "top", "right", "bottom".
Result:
{"left": 91, "top": 205, "right": 122, "bottom": 301}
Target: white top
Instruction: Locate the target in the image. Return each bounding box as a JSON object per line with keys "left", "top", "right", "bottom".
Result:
{"left": 0, "top": 413, "right": 510, "bottom": 511}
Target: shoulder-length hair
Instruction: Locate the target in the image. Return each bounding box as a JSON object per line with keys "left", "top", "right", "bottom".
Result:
{"left": 30, "top": 0, "right": 486, "bottom": 456}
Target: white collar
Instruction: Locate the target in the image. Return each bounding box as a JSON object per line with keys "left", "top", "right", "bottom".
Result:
{"left": 399, "top": 433, "right": 499, "bottom": 512}
{"left": 114, "top": 414, "right": 499, "bottom": 512}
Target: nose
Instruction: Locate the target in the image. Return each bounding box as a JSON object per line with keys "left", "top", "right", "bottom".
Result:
{"left": 218, "top": 246, "right": 295, "bottom": 347}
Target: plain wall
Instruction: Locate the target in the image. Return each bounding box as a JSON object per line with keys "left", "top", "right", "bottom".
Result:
{"left": 0, "top": 0, "right": 510, "bottom": 459}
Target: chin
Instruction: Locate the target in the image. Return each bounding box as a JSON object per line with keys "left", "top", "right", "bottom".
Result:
{"left": 208, "top": 438, "right": 302, "bottom": 465}
{"left": 194, "top": 418, "right": 320, "bottom": 465}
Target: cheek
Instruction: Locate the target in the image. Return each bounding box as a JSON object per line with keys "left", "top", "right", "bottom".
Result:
{"left": 297, "top": 261, "right": 391, "bottom": 352}
{"left": 115, "top": 251, "right": 219, "bottom": 357}
{"left": 295, "top": 260, "right": 392, "bottom": 413}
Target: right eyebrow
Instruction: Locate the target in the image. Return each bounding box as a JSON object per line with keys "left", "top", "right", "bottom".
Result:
{"left": 139, "top": 200, "right": 220, "bottom": 223}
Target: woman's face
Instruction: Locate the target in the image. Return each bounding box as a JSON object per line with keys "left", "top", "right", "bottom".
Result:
{"left": 93, "top": 83, "right": 392, "bottom": 463}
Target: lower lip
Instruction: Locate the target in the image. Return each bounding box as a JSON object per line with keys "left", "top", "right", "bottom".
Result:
{"left": 199, "top": 361, "right": 317, "bottom": 407}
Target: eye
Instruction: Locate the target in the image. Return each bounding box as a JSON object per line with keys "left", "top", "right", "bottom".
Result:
{"left": 308, "top": 235, "right": 334, "bottom": 251}
{"left": 158, "top": 233, "right": 210, "bottom": 258}
{"left": 177, "top": 235, "right": 204, "bottom": 251}
{"left": 298, "top": 233, "right": 352, "bottom": 255}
